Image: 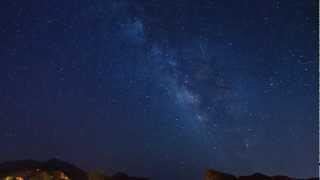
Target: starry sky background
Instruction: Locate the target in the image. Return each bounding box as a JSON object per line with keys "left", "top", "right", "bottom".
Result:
{"left": 0, "top": 0, "right": 318, "bottom": 180}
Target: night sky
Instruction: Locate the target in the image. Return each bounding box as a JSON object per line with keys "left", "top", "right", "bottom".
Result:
{"left": 0, "top": 0, "right": 318, "bottom": 180}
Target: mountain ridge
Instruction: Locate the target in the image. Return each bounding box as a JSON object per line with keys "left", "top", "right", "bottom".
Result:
{"left": 0, "top": 159, "right": 317, "bottom": 180}
{"left": 205, "top": 169, "right": 318, "bottom": 180}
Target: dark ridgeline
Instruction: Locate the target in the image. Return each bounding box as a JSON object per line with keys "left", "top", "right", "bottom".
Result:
{"left": 205, "top": 169, "right": 319, "bottom": 180}
{"left": 0, "top": 159, "right": 149, "bottom": 180}
{"left": 0, "top": 158, "right": 87, "bottom": 180}
{"left": 112, "top": 172, "right": 149, "bottom": 180}
{"left": 0, "top": 159, "right": 317, "bottom": 180}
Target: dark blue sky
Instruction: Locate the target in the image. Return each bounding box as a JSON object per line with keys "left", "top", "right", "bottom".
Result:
{"left": 0, "top": 0, "right": 318, "bottom": 180}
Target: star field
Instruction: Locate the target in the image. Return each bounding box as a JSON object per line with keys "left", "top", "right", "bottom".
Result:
{"left": 0, "top": 0, "right": 318, "bottom": 180}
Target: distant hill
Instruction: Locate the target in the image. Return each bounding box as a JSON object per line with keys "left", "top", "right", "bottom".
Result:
{"left": 205, "top": 169, "right": 318, "bottom": 180}
{"left": 0, "top": 159, "right": 317, "bottom": 180}
{"left": 0, "top": 158, "right": 87, "bottom": 180}
{"left": 0, "top": 159, "right": 148, "bottom": 180}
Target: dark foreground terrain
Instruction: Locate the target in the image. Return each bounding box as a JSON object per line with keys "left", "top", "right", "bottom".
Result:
{"left": 0, "top": 159, "right": 317, "bottom": 180}
{"left": 204, "top": 169, "right": 318, "bottom": 180}
{"left": 0, "top": 159, "right": 147, "bottom": 180}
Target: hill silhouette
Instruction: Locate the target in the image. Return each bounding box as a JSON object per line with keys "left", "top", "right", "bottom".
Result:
{"left": 205, "top": 169, "right": 318, "bottom": 180}
{"left": 0, "top": 158, "right": 148, "bottom": 180}
{"left": 0, "top": 159, "right": 317, "bottom": 180}
{"left": 0, "top": 158, "right": 87, "bottom": 180}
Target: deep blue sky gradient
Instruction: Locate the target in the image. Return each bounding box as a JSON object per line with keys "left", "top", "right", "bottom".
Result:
{"left": 0, "top": 1, "right": 318, "bottom": 180}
